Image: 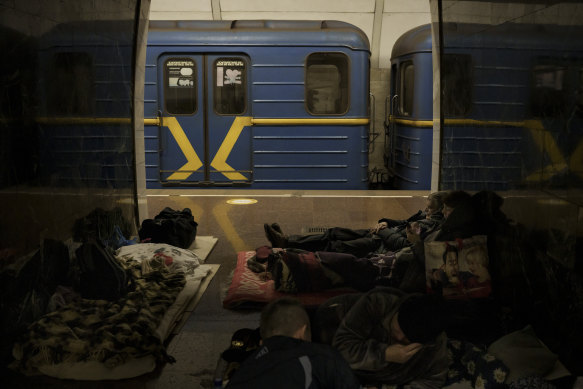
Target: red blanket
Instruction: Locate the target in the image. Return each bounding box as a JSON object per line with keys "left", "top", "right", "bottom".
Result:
{"left": 223, "top": 251, "right": 357, "bottom": 309}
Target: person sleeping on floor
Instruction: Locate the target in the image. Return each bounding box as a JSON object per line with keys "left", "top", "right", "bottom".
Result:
{"left": 252, "top": 190, "right": 503, "bottom": 294}
{"left": 263, "top": 191, "right": 448, "bottom": 258}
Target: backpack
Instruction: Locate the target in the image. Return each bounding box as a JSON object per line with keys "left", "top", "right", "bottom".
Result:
{"left": 138, "top": 207, "right": 198, "bottom": 249}
{"left": 72, "top": 207, "right": 133, "bottom": 249}
{"left": 75, "top": 240, "right": 130, "bottom": 301}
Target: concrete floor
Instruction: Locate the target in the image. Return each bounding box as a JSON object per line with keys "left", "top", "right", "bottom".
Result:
{"left": 1, "top": 190, "right": 433, "bottom": 388}
{"left": 145, "top": 190, "right": 431, "bottom": 389}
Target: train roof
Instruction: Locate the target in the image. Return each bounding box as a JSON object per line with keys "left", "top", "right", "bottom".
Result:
{"left": 391, "top": 24, "right": 432, "bottom": 58}
{"left": 147, "top": 20, "right": 370, "bottom": 51}
{"left": 391, "top": 22, "right": 583, "bottom": 58}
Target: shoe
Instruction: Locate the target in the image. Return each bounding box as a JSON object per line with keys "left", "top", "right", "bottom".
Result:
{"left": 271, "top": 223, "right": 283, "bottom": 234}
{"left": 264, "top": 223, "right": 288, "bottom": 248}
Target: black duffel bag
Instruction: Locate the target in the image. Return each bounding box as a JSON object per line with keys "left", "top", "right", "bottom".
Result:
{"left": 139, "top": 207, "right": 198, "bottom": 249}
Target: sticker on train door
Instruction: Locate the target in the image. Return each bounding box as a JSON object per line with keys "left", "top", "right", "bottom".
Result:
{"left": 207, "top": 56, "right": 251, "bottom": 184}
{"left": 159, "top": 56, "right": 205, "bottom": 183}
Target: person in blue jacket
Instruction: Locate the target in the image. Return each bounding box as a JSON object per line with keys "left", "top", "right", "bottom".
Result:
{"left": 225, "top": 297, "right": 362, "bottom": 389}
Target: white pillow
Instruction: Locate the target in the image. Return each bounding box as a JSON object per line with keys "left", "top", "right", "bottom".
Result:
{"left": 487, "top": 325, "right": 559, "bottom": 382}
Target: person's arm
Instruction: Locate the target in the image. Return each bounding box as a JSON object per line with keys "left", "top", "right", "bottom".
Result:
{"left": 385, "top": 343, "right": 422, "bottom": 363}
{"left": 332, "top": 290, "right": 400, "bottom": 371}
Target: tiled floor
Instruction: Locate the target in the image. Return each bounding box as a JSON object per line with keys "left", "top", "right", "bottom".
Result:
{"left": 1, "top": 189, "right": 431, "bottom": 388}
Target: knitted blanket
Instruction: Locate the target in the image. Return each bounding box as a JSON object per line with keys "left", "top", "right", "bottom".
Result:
{"left": 11, "top": 243, "right": 202, "bottom": 377}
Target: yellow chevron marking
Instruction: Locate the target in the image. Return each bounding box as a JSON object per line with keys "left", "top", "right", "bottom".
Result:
{"left": 569, "top": 139, "right": 583, "bottom": 180}
{"left": 163, "top": 117, "right": 203, "bottom": 181}
{"left": 390, "top": 116, "right": 570, "bottom": 183}
{"left": 523, "top": 120, "right": 568, "bottom": 182}
{"left": 210, "top": 116, "right": 252, "bottom": 181}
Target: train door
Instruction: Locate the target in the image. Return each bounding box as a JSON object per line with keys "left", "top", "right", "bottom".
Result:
{"left": 158, "top": 54, "right": 251, "bottom": 185}
{"left": 386, "top": 61, "right": 413, "bottom": 173}
{"left": 385, "top": 63, "right": 399, "bottom": 171}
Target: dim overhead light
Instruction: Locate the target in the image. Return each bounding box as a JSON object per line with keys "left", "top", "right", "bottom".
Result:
{"left": 226, "top": 198, "right": 258, "bottom": 205}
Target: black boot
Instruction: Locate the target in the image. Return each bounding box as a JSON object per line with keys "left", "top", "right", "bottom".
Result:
{"left": 264, "top": 223, "right": 288, "bottom": 248}
{"left": 271, "top": 223, "right": 283, "bottom": 234}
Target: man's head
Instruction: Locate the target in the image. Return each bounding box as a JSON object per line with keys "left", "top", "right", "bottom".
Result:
{"left": 442, "top": 190, "right": 471, "bottom": 219}
{"left": 260, "top": 297, "right": 311, "bottom": 341}
{"left": 394, "top": 294, "right": 446, "bottom": 344}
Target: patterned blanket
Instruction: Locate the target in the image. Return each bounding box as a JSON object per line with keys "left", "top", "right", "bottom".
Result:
{"left": 11, "top": 244, "right": 200, "bottom": 376}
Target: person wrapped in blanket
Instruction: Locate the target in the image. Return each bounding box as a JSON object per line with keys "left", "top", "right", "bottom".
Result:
{"left": 225, "top": 297, "right": 361, "bottom": 389}
{"left": 263, "top": 191, "right": 448, "bottom": 258}
{"left": 314, "top": 288, "right": 449, "bottom": 389}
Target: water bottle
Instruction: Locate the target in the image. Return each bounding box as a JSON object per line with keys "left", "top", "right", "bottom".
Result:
{"left": 213, "top": 356, "right": 228, "bottom": 388}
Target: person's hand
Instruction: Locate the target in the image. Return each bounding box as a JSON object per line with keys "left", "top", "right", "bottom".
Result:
{"left": 384, "top": 343, "right": 422, "bottom": 363}
{"left": 371, "top": 221, "right": 388, "bottom": 234}
{"left": 406, "top": 222, "right": 421, "bottom": 243}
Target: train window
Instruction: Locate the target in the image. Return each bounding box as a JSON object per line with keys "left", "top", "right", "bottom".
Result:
{"left": 399, "top": 61, "right": 414, "bottom": 116}
{"left": 306, "top": 53, "right": 349, "bottom": 115}
{"left": 213, "top": 58, "right": 246, "bottom": 115}
{"left": 164, "top": 58, "right": 196, "bottom": 115}
{"left": 442, "top": 54, "right": 472, "bottom": 116}
{"left": 530, "top": 65, "right": 566, "bottom": 117}
{"left": 50, "top": 52, "right": 94, "bottom": 115}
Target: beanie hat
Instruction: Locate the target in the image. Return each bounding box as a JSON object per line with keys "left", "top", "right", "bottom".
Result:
{"left": 397, "top": 294, "right": 445, "bottom": 344}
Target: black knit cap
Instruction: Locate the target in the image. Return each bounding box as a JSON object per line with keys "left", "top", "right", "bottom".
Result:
{"left": 221, "top": 328, "right": 261, "bottom": 362}
{"left": 397, "top": 294, "right": 446, "bottom": 344}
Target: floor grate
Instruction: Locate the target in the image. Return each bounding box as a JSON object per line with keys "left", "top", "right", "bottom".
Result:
{"left": 302, "top": 226, "right": 331, "bottom": 234}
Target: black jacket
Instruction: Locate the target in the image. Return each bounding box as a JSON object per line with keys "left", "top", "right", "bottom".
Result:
{"left": 377, "top": 211, "right": 445, "bottom": 252}
{"left": 225, "top": 335, "right": 361, "bottom": 389}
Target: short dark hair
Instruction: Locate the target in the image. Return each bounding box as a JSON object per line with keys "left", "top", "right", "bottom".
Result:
{"left": 260, "top": 297, "right": 311, "bottom": 340}
{"left": 443, "top": 190, "right": 471, "bottom": 209}
{"left": 397, "top": 294, "right": 446, "bottom": 344}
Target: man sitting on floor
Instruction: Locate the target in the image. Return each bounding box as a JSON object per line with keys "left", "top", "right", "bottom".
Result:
{"left": 314, "top": 288, "right": 450, "bottom": 389}
{"left": 225, "top": 297, "right": 361, "bottom": 389}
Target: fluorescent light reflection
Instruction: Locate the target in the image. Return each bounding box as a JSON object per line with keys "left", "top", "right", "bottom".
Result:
{"left": 226, "top": 198, "right": 258, "bottom": 205}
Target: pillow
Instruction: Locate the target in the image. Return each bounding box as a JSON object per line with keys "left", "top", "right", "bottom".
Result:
{"left": 447, "top": 339, "right": 509, "bottom": 389}
{"left": 487, "top": 325, "right": 559, "bottom": 382}
{"left": 425, "top": 235, "right": 492, "bottom": 299}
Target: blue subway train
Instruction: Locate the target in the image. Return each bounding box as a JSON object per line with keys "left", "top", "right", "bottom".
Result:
{"left": 36, "top": 21, "right": 136, "bottom": 189}
{"left": 387, "top": 23, "right": 583, "bottom": 190}
{"left": 144, "top": 20, "right": 371, "bottom": 189}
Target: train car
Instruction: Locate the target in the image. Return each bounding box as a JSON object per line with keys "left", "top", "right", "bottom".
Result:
{"left": 36, "top": 21, "right": 136, "bottom": 189}
{"left": 144, "top": 20, "right": 370, "bottom": 189}
{"left": 387, "top": 23, "right": 583, "bottom": 191}
{"left": 386, "top": 24, "right": 433, "bottom": 190}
